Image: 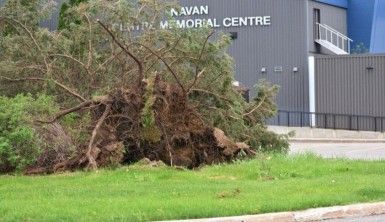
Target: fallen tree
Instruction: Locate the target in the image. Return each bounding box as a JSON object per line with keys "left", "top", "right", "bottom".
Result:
{"left": 0, "top": 0, "right": 287, "bottom": 174}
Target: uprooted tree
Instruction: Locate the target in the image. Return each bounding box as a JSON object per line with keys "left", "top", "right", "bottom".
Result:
{"left": 0, "top": 0, "right": 288, "bottom": 174}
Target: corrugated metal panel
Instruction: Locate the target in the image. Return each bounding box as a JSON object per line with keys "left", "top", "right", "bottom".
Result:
{"left": 177, "top": 0, "right": 310, "bottom": 112}
{"left": 315, "top": 54, "right": 385, "bottom": 130}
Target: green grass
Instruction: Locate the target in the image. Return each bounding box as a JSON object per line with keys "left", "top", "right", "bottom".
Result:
{"left": 1, "top": 154, "right": 385, "bottom": 222}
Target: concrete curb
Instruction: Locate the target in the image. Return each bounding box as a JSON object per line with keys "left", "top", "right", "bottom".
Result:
{"left": 160, "top": 202, "right": 385, "bottom": 222}
{"left": 290, "top": 138, "right": 385, "bottom": 143}
{"left": 268, "top": 126, "right": 385, "bottom": 141}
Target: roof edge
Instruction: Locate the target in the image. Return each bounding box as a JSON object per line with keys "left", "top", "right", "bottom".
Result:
{"left": 315, "top": 0, "right": 348, "bottom": 9}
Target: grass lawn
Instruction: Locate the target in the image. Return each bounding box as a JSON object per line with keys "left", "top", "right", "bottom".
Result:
{"left": 1, "top": 154, "right": 385, "bottom": 222}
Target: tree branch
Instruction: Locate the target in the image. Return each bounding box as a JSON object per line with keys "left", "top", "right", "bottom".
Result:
{"left": 86, "top": 103, "right": 112, "bottom": 170}
{"left": 0, "top": 17, "right": 50, "bottom": 71}
{"left": 49, "top": 54, "right": 89, "bottom": 73}
{"left": 243, "top": 95, "right": 267, "bottom": 117}
{"left": 190, "top": 88, "right": 232, "bottom": 102}
{"left": 189, "top": 31, "right": 214, "bottom": 92}
{"left": 132, "top": 42, "right": 186, "bottom": 95}
{"left": 92, "top": 50, "right": 124, "bottom": 75}
{"left": 198, "top": 31, "right": 214, "bottom": 60}
{"left": 37, "top": 100, "right": 94, "bottom": 124}
{"left": 97, "top": 20, "right": 144, "bottom": 86}
{"left": 188, "top": 68, "right": 206, "bottom": 93}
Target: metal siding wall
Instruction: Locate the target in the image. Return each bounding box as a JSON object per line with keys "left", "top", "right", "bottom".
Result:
{"left": 315, "top": 54, "right": 385, "bottom": 130}
{"left": 308, "top": 0, "right": 347, "bottom": 55}
{"left": 251, "top": 0, "right": 309, "bottom": 112}
{"left": 178, "top": 0, "right": 309, "bottom": 112}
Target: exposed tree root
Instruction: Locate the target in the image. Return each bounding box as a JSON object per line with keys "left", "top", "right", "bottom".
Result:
{"left": 26, "top": 75, "right": 254, "bottom": 174}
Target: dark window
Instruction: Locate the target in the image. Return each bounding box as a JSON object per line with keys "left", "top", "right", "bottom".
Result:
{"left": 313, "top": 8, "right": 321, "bottom": 53}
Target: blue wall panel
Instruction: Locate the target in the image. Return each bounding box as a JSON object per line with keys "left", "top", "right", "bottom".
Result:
{"left": 347, "top": 0, "right": 375, "bottom": 51}
{"left": 370, "top": 0, "right": 385, "bottom": 53}
{"left": 316, "top": 0, "right": 348, "bottom": 8}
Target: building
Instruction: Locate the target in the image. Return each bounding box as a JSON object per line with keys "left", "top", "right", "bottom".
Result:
{"left": 172, "top": 0, "right": 385, "bottom": 131}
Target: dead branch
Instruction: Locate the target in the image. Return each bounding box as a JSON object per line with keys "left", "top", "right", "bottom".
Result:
{"left": 37, "top": 100, "right": 94, "bottom": 124}
{"left": 0, "top": 76, "right": 87, "bottom": 102}
{"left": 86, "top": 103, "right": 112, "bottom": 170}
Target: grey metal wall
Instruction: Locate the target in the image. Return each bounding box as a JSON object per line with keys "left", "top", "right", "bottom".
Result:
{"left": 315, "top": 54, "right": 385, "bottom": 130}
{"left": 178, "top": 0, "right": 310, "bottom": 112}
{"left": 307, "top": 0, "right": 347, "bottom": 55}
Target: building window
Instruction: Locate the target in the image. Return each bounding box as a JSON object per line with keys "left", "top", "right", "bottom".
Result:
{"left": 313, "top": 8, "right": 321, "bottom": 53}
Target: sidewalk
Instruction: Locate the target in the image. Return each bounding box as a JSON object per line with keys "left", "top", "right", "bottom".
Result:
{"left": 161, "top": 202, "right": 385, "bottom": 222}
{"left": 289, "top": 142, "right": 385, "bottom": 160}
{"left": 268, "top": 126, "right": 385, "bottom": 143}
